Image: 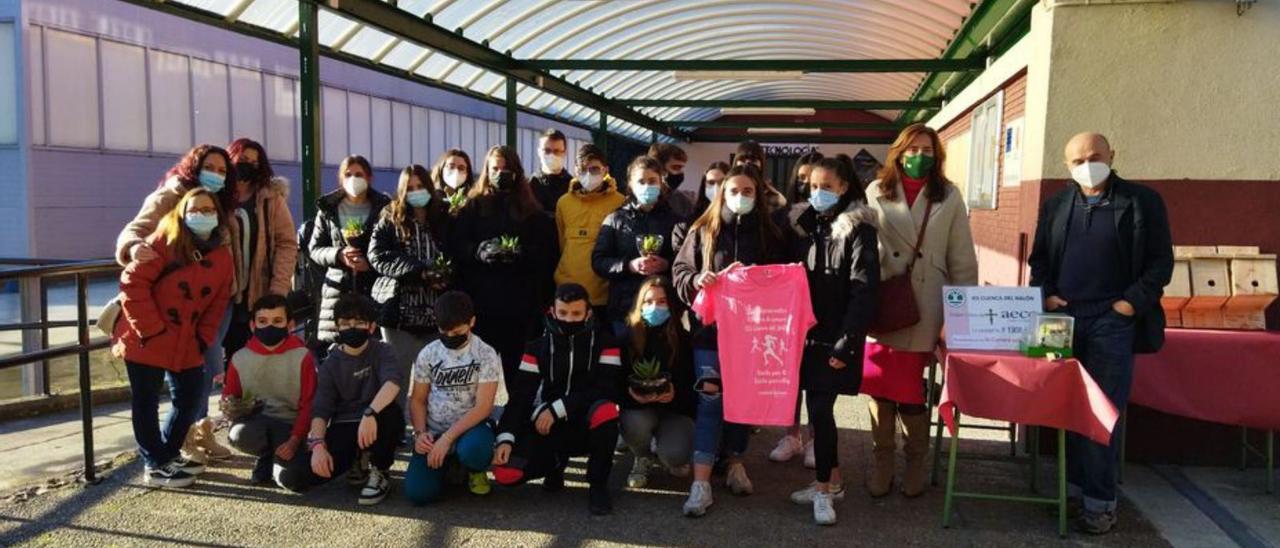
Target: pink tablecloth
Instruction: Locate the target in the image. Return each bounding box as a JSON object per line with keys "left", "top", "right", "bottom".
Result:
{"left": 939, "top": 352, "right": 1120, "bottom": 445}
{"left": 1132, "top": 329, "right": 1280, "bottom": 431}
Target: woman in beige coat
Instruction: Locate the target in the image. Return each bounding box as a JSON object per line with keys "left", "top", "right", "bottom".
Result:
{"left": 862, "top": 123, "right": 978, "bottom": 498}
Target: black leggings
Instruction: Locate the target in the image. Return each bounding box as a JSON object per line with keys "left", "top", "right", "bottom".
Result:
{"left": 806, "top": 390, "right": 840, "bottom": 483}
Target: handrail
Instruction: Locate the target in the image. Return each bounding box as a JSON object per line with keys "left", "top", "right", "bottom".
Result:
{"left": 0, "top": 259, "right": 119, "bottom": 280}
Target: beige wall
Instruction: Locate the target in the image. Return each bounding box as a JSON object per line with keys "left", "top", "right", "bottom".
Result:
{"left": 1034, "top": 0, "right": 1280, "bottom": 181}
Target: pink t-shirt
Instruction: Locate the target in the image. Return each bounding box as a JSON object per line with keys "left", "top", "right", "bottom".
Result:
{"left": 692, "top": 263, "right": 816, "bottom": 426}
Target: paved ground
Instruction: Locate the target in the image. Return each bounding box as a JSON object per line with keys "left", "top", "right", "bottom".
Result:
{"left": 0, "top": 394, "right": 1187, "bottom": 547}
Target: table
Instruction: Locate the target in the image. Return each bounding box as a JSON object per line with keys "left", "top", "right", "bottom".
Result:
{"left": 938, "top": 351, "right": 1121, "bottom": 537}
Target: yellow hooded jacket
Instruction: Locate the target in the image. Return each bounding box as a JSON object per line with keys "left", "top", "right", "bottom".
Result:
{"left": 554, "top": 175, "right": 626, "bottom": 306}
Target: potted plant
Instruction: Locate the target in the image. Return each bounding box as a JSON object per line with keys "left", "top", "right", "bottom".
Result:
{"left": 628, "top": 356, "right": 671, "bottom": 397}
{"left": 219, "top": 390, "right": 264, "bottom": 422}
{"left": 446, "top": 192, "right": 468, "bottom": 216}
{"left": 496, "top": 234, "right": 521, "bottom": 263}
{"left": 636, "top": 234, "right": 664, "bottom": 257}
{"left": 341, "top": 218, "right": 368, "bottom": 248}
{"left": 425, "top": 254, "right": 453, "bottom": 289}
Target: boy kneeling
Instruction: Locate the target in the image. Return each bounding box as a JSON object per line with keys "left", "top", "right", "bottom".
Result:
{"left": 404, "top": 291, "right": 503, "bottom": 504}
{"left": 277, "top": 294, "right": 403, "bottom": 505}
{"left": 221, "top": 295, "right": 317, "bottom": 486}
{"left": 492, "top": 283, "right": 623, "bottom": 515}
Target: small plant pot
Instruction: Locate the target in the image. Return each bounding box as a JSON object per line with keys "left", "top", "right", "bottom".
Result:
{"left": 628, "top": 373, "right": 672, "bottom": 397}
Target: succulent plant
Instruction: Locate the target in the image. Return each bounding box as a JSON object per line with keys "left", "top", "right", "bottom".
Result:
{"left": 499, "top": 235, "right": 521, "bottom": 253}
{"left": 638, "top": 234, "right": 663, "bottom": 256}
{"left": 447, "top": 191, "right": 468, "bottom": 214}
{"left": 632, "top": 356, "right": 663, "bottom": 380}
{"left": 341, "top": 218, "right": 365, "bottom": 239}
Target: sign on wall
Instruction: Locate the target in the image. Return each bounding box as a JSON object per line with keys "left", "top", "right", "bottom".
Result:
{"left": 942, "top": 286, "right": 1043, "bottom": 351}
{"left": 1002, "top": 117, "right": 1024, "bottom": 186}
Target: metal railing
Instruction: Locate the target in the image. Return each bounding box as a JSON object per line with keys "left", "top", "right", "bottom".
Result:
{"left": 0, "top": 258, "right": 122, "bottom": 483}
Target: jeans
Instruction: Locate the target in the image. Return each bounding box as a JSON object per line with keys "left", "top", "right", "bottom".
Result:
{"left": 1066, "top": 309, "right": 1136, "bottom": 513}
{"left": 403, "top": 423, "right": 495, "bottom": 505}
{"left": 127, "top": 362, "right": 205, "bottom": 468}
{"left": 381, "top": 327, "right": 436, "bottom": 425}
{"left": 620, "top": 408, "right": 694, "bottom": 469}
{"left": 194, "top": 304, "right": 234, "bottom": 420}
{"left": 229, "top": 414, "right": 295, "bottom": 480}
{"left": 691, "top": 349, "right": 749, "bottom": 466}
{"left": 277, "top": 404, "right": 405, "bottom": 493}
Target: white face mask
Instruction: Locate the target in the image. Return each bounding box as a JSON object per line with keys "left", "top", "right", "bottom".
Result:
{"left": 540, "top": 152, "right": 565, "bottom": 174}
{"left": 579, "top": 172, "right": 603, "bottom": 192}
{"left": 1071, "top": 161, "right": 1111, "bottom": 189}
{"left": 343, "top": 176, "right": 368, "bottom": 197}
{"left": 443, "top": 168, "right": 466, "bottom": 189}
{"left": 725, "top": 193, "right": 756, "bottom": 216}
{"left": 704, "top": 183, "right": 718, "bottom": 202}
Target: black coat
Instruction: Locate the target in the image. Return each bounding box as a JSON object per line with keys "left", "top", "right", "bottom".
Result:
{"left": 591, "top": 198, "right": 683, "bottom": 320}
{"left": 530, "top": 169, "right": 573, "bottom": 216}
{"left": 367, "top": 209, "right": 449, "bottom": 331}
{"left": 497, "top": 324, "right": 622, "bottom": 443}
{"left": 308, "top": 189, "right": 392, "bottom": 343}
{"left": 790, "top": 200, "right": 880, "bottom": 394}
{"left": 451, "top": 192, "right": 558, "bottom": 324}
{"left": 618, "top": 323, "right": 697, "bottom": 417}
{"left": 1028, "top": 174, "right": 1173, "bottom": 353}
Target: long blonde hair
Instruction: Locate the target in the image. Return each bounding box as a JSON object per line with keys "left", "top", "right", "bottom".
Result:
{"left": 155, "top": 187, "right": 228, "bottom": 265}
{"left": 688, "top": 164, "right": 782, "bottom": 269}
{"left": 876, "top": 123, "right": 952, "bottom": 203}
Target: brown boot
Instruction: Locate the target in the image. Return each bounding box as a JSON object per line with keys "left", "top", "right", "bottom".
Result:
{"left": 196, "top": 418, "right": 233, "bottom": 461}
{"left": 899, "top": 409, "right": 930, "bottom": 497}
{"left": 866, "top": 398, "right": 897, "bottom": 497}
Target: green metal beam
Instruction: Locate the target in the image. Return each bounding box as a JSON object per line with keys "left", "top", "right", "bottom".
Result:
{"left": 525, "top": 58, "right": 985, "bottom": 73}
{"left": 671, "top": 121, "right": 903, "bottom": 130}
{"left": 505, "top": 76, "right": 518, "bottom": 148}
{"left": 595, "top": 113, "right": 609, "bottom": 154}
{"left": 298, "top": 0, "right": 321, "bottom": 221}
{"left": 691, "top": 135, "right": 896, "bottom": 145}
{"left": 621, "top": 99, "right": 942, "bottom": 110}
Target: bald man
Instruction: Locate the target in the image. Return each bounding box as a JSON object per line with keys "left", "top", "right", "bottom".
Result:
{"left": 1027, "top": 132, "right": 1173, "bottom": 534}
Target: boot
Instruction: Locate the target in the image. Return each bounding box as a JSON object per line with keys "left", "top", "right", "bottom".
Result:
{"left": 899, "top": 410, "right": 930, "bottom": 497}
{"left": 866, "top": 398, "right": 897, "bottom": 497}
{"left": 196, "top": 418, "right": 233, "bottom": 461}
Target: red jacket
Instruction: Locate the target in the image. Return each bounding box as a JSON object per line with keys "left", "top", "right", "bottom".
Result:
{"left": 112, "top": 233, "right": 233, "bottom": 371}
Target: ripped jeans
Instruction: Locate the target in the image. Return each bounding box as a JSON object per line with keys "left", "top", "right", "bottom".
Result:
{"left": 691, "top": 349, "right": 749, "bottom": 466}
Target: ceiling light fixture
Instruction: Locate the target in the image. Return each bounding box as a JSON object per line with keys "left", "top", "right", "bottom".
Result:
{"left": 720, "top": 107, "right": 816, "bottom": 116}
{"left": 673, "top": 71, "right": 805, "bottom": 82}
{"left": 746, "top": 128, "right": 823, "bottom": 135}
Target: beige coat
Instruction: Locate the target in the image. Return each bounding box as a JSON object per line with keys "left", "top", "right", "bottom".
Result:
{"left": 866, "top": 179, "right": 979, "bottom": 352}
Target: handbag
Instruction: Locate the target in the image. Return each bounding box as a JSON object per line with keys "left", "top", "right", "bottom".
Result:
{"left": 870, "top": 199, "right": 933, "bottom": 335}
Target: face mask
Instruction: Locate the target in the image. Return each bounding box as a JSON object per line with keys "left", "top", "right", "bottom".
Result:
{"left": 901, "top": 154, "right": 935, "bottom": 179}
{"left": 198, "top": 171, "right": 225, "bottom": 193}
{"left": 547, "top": 314, "right": 589, "bottom": 336}
{"left": 703, "top": 183, "right": 718, "bottom": 202}
{"left": 184, "top": 212, "right": 218, "bottom": 238}
{"left": 254, "top": 325, "right": 289, "bottom": 347}
{"left": 641, "top": 304, "right": 670, "bottom": 327}
{"left": 343, "top": 176, "right": 368, "bottom": 197}
{"left": 634, "top": 183, "right": 662, "bottom": 206}
{"left": 810, "top": 188, "right": 841, "bottom": 212}
{"left": 666, "top": 172, "right": 685, "bottom": 187}
{"left": 540, "top": 153, "right": 565, "bottom": 174}
{"left": 440, "top": 332, "right": 469, "bottom": 350}
{"left": 336, "top": 327, "right": 370, "bottom": 348}
{"left": 491, "top": 170, "right": 515, "bottom": 192}
{"left": 234, "top": 162, "right": 259, "bottom": 182}
{"left": 725, "top": 193, "right": 756, "bottom": 216}
{"left": 406, "top": 189, "right": 432, "bottom": 208}
{"left": 578, "top": 173, "right": 603, "bottom": 192}
{"left": 1071, "top": 161, "right": 1111, "bottom": 189}
{"left": 443, "top": 168, "right": 466, "bottom": 189}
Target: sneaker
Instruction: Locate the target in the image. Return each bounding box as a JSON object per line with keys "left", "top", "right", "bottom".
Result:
{"left": 171, "top": 456, "right": 206, "bottom": 476}
{"left": 467, "top": 472, "right": 491, "bottom": 496}
{"left": 803, "top": 440, "right": 816, "bottom": 469}
{"left": 790, "top": 481, "right": 846, "bottom": 505}
{"left": 1078, "top": 509, "right": 1118, "bottom": 535}
{"left": 542, "top": 465, "right": 565, "bottom": 492}
{"left": 769, "top": 435, "right": 804, "bottom": 463}
{"left": 628, "top": 456, "right": 654, "bottom": 488}
{"left": 358, "top": 468, "right": 390, "bottom": 506}
{"left": 588, "top": 485, "right": 613, "bottom": 515}
{"left": 145, "top": 461, "right": 196, "bottom": 488}
{"left": 683, "top": 481, "right": 714, "bottom": 517}
{"left": 668, "top": 464, "right": 691, "bottom": 479}
{"left": 725, "top": 462, "right": 753, "bottom": 496}
{"left": 347, "top": 452, "right": 370, "bottom": 487}
{"left": 813, "top": 492, "right": 837, "bottom": 526}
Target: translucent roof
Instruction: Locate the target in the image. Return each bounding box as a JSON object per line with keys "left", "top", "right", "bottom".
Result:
{"left": 165, "top": 0, "right": 978, "bottom": 141}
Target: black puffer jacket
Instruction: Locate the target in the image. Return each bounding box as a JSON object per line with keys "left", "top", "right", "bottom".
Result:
{"left": 367, "top": 210, "right": 449, "bottom": 332}
{"left": 591, "top": 198, "right": 683, "bottom": 320}
{"left": 790, "top": 200, "right": 880, "bottom": 394}
{"left": 450, "top": 192, "right": 557, "bottom": 324}
{"left": 308, "top": 189, "right": 392, "bottom": 343}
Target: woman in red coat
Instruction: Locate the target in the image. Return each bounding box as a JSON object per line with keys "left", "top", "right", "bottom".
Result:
{"left": 113, "top": 188, "right": 234, "bottom": 487}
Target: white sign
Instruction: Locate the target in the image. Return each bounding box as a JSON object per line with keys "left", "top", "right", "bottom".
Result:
{"left": 1002, "top": 117, "right": 1024, "bottom": 186}
{"left": 942, "top": 286, "right": 1043, "bottom": 351}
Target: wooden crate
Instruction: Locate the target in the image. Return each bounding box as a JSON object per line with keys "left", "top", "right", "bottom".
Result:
{"left": 1182, "top": 254, "right": 1231, "bottom": 328}
{"left": 1175, "top": 245, "right": 1217, "bottom": 259}
{"left": 1222, "top": 254, "right": 1278, "bottom": 330}
{"left": 1217, "top": 245, "right": 1261, "bottom": 256}
{"left": 1161, "top": 259, "right": 1192, "bottom": 327}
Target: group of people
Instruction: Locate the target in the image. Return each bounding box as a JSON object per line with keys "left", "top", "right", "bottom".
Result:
{"left": 109, "top": 123, "right": 1170, "bottom": 535}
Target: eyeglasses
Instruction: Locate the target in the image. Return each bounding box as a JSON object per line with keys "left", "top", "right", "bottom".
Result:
{"left": 187, "top": 206, "right": 218, "bottom": 215}
{"left": 578, "top": 166, "right": 605, "bottom": 176}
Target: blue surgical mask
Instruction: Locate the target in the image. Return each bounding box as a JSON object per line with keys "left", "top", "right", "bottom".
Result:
{"left": 406, "top": 189, "right": 432, "bottom": 208}
{"left": 641, "top": 304, "right": 670, "bottom": 327}
{"left": 184, "top": 212, "right": 218, "bottom": 238}
{"left": 810, "top": 188, "right": 841, "bottom": 212}
{"left": 725, "top": 194, "right": 755, "bottom": 216}
{"left": 198, "top": 171, "right": 225, "bottom": 193}
{"left": 635, "top": 184, "right": 662, "bottom": 206}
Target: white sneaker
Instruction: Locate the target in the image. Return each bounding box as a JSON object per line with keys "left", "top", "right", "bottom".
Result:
{"left": 803, "top": 440, "right": 816, "bottom": 469}
{"left": 627, "top": 456, "right": 653, "bottom": 488}
{"left": 358, "top": 468, "right": 389, "bottom": 506}
{"left": 725, "top": 462, "right": 753, "bottom": 495}
{"left": 769, "top": 435, "right": 804, "bottom": 462}
{"left": 813, "top": 492, "right": 837, "bottom": 526}
{"left": 683, "top": 481, "right": 714, "bottom": 517}
{"left": 790, "top": 481, "right": 846, "bottom": 505}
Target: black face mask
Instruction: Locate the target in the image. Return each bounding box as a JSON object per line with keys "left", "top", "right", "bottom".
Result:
{"left": 546, "top": 314, "right": 591, "bottom": 337}
{"left": 492, "top": 170, "right": 516, "bottom": 192}
{"left": 665, "top": 172, "right": 685, "bottom": 187}
{"left": 254, "top": 325, "right": 288, "bottom": 347}
{"left": 336, "top": 327, "right": 371, "bottom": 348}
{"left": 440, "top": 332, "right": 469, "bottom": 350}
{"left": 235, "top": 161, "right": 259, "bottom": 182}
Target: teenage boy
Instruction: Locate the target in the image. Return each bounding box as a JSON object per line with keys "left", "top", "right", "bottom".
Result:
{"left": 492, "top": 283, "right": 623, "bottom": 515}
{"left": 222, "top": 295, "right": 317, "bottom": 485}
{"left": 404, "top": 291, "right": 503, "bottom": 504}
{"left": 276, "top": 293, "right": 404, "bottom": 506}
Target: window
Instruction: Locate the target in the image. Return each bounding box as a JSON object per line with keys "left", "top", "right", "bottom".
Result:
{"left": 27, "top": 26, "right": 44, "bottom": 146}
{"left": 100, "top": 40, "right": 148, "bottom": 151}
{"left": 0, "top": 23, "right": 16, "bottom": 145}
{"left": 321, "top": 86, "right": 347, "bottom": 164}
{"left": 191, "top": 58, "right": 230, "bottom": 148}
{"left": 966, "top": 91, "right": 1003, "bottom": 210}
{"left": 410, "top": 105, "right": 429, "bottom": 165}
{"left": 45, "top": 29, "right": 99, "bottom": 148}
{"left": 229, "top": 66, "right": 264, "bottom": 143}
{"left": 460, "top": 116, "right": 475, "bottom": 160}
{"left": 264, "top": 74, "right": 296, "bottom": 161}
{"left": 370, "top": 97, "right": 391, "bottom": 168}
{"left": 148, "top": 50, "right": 192, "bottom": 153}
{"left": 392, "top": 101, "right": 411, "bottom": 167}
{"left": 347, "top": 92, "right": 371, "bottom": 160}
{"left": 427, "top": 109, "right": 444, "bottom": 162}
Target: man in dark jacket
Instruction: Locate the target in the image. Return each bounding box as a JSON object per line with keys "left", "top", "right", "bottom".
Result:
{"left": 1028, "top": 132, "right": 1173, "bottom": 535}
{"left": 491, "top": 284, "right": 623, "bottom": 516}
{"left": 530, "top": 129, "right": 573, "bottom": 216}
